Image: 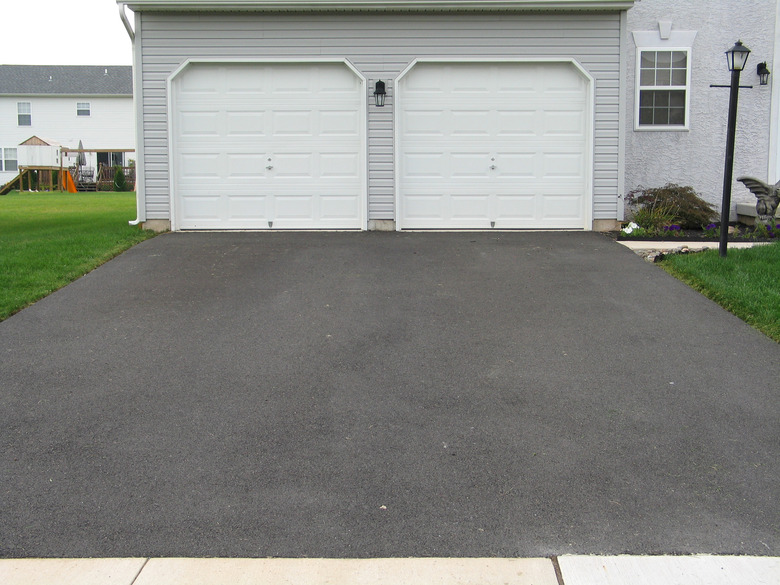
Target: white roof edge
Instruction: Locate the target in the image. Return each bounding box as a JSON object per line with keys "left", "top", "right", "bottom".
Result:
{"left": 120, "top": 0, "right": 634, "bottom": 12}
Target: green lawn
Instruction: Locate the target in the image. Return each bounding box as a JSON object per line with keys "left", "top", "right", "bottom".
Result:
{"left": 660, "top": 242, "right": 780, "bottom": 342}
{"left": 0, "top": 191, "right": 158, "bottom": 321}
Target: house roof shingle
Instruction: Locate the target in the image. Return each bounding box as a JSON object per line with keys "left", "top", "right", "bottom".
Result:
{"left": 0, "top": 65, "right": 132, "bottom": 96}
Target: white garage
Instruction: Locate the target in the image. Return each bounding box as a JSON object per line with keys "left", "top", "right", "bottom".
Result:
{"left": 169, "top": 60, "right": 366, "bottom": 230}
{"left": 396, "top": 60, "right": 593, "bottom": 230}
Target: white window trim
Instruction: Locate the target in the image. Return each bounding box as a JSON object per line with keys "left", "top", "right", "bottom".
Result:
{"left": 635, "top": 47, "right": 691, "bottom": 131}
{"left": 4, "top": 147, "right": 18, "bottom": 172}
{"left": 632, "top": 30, "right": 697, "bottom": 132}
{"left": 17, "top": 101, "right": 31, "bottom": 127}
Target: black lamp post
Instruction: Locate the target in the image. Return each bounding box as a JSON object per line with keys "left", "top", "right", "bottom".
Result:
{"left": 719, "top": 41, "right": 751, "bottom": 257}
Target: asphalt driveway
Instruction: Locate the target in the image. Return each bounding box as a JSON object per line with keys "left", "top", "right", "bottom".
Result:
{"left": 1, "top": 231, "right": 778, "bottom": 558}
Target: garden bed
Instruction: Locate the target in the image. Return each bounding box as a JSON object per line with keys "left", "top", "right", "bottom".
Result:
{"left": 613, "top": 222, "right": 780, "bottom": 242}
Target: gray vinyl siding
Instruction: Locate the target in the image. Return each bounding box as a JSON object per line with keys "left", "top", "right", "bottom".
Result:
{"left": 137, "top": 11, "right": 622, "bottom": 222}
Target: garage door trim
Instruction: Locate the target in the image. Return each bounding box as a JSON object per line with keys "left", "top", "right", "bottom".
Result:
{"left": 394, "top": 57, "right": 594, "bottom": 231}
{"left": 167, "top": 58, "right": 368, "bottom": 231}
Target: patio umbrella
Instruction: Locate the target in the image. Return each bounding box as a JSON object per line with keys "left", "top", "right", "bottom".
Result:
{"left": 76, "top": 140, "right": 86, "bottom": 166}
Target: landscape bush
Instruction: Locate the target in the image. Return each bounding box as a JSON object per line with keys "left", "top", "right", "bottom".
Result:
{"left": 625, "top": 184, "right": 717, "bottom": 230}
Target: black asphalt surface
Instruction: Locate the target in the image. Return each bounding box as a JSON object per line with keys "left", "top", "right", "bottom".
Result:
{"left": 1, "top": 231, "right": 778, "bottom": 558}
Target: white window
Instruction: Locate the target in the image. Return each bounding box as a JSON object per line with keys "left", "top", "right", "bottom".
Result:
{"left": 637, "top": 50, "right": 689, "bottom": 129}
{"left": 77, "top": 102, "right": 91, "bottom": 116}
{"left": 4, "top": 148, "right": 18, "bottom": 172}
{"left": 17, "top": 102, "right": 31, "bottom": 126}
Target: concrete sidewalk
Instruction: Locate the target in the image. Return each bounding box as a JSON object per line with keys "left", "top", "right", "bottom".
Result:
{"left": 1, "top": 232, "right": 778, "bottom": 558}
{"left": 1, "top": 556, "right": 778, "bottom": 584}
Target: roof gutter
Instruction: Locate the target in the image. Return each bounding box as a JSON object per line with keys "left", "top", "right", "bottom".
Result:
{"left": 122, "top": 0, "right": 635, "bottom": 11}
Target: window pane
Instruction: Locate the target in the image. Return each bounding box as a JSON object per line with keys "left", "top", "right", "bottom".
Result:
{"left": 639, "top": 107, "right": 654, "bottom": 125}
{"left": 17, "top": 102, "right": 30, "bottom": 114}
{"left": 77, "top": 102, "right": 90, "bottom": 116}
{"left": 18, "top": 114, "right": 31, "bottom": 126}
{"left": 669, "top": 107, "right": 685, "bottom": 125}
{"left": 671, "top": 69, "right": 687, "bottom": 86}
{"left": 639, "top": 91, "right": 655, "bottom": 107}
{"left": 656, "top": 51, "right": 672, "bottom": 67}
{"left": 654, "top": 91, "right": 670, "bottom": 107}
{"left": 653, "top": 107, "right": 670, "bottom": 125}
{"left": 640, "top": 52, "right": 656, "bottom": 68}
{"left": 669, "top": 91, "right": 686, "bottom": 107}
{"left": 640, "top": 69, "right": 655, "bottom": 85}
{"left": 656, "top": 69, "right": 671, "bottom": 86}
{"left": 672, "top": 51, "right": 687, "bottom": 68}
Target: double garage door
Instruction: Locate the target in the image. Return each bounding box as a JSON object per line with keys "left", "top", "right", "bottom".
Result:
{"left": 170, "top": 61, "right": 590, "bottom": 230}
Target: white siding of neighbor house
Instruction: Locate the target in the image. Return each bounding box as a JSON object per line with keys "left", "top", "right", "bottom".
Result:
{"left": 134, "top": 10, "right": 623, "bottom": 224}
{"left": 0, "top": 96, "right": 134, "bottom": 183}
{"left": 625, "top": 0, "right": 776, "bottom": 217}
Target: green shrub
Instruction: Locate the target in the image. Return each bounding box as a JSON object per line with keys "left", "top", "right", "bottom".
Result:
{"left": 625, "top": 184, "right": 717, "bottom": 229}
{"left": 113, "top": 166, "right": 128, "bottom": 192}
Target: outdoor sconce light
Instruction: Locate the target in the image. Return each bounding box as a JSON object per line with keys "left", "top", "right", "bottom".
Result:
{"left": 373, "top": 80, "right": 387, "bottom": 107}
{"left": 757, "top": 61, "right": 771, "bottom": 85}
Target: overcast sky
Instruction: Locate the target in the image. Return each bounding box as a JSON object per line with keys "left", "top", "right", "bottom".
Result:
{"left": 0, "top": 0, "right": 133, "bottom": 66}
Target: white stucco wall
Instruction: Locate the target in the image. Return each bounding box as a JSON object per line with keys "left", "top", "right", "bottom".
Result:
{"left": 625, "top": 0, "right": 776, "bottom": 218}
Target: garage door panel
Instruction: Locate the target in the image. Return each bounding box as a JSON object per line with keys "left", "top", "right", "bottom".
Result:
{"left": 227, "top": 153, "right": 267, "bottom": 179}
{"left": 226, "top": 112, "right": 266, "bottom": 136}
{"left": 180, "top": 153, "right": 221, "bottom": 178}
{"left": 451, "top": 194, "right": 491, "bottom": 220}
{"left": 542, "top": 110, "right": 586, "bottom": 136}
{"left": 320, "top": 110, "right": 361, "bottom": 136}
{"left": 495, "top": 193, "right": 537, "bottom": 220}
{"left": 542, "top": 193, "right": 584, "bottom": 220}
{"left": 320, "top": 195, "right": 363, "bottom": 220}
{"left": 320, "top": 153, "right": 360, "bottom": 178}
{"left": 399, "top": 61, "right": 589, "bottom": 229}
{"left": 542, "top": 152, "right": 585, "bottom": 178}
{"left": 179, "top": 111, "right": 220, "bottom": 136}
{"left": 493, "top": 153, "right": 536, "bottom": 178}
{"left": 402, "top": 110, "right": 445, "bottom": 136}
{"left": 228, "top": 196, "right": 268, "bottom": 220}
{"left": 496, "top": 111, "right": 537, "bottom": 136}
{"left": 173, "top": 62, "right": 364, "bottom": 230}
{"left": 450, "top": 111, "right": 491, "bottom": 136}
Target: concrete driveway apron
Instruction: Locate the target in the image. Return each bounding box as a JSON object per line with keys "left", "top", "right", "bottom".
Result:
{"left": 1, "top": 232, "right": 778, "bottom": 558}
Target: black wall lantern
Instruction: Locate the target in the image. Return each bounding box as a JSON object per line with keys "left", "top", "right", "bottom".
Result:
{"left": 757, "top": 61, "right": 771, "bottom": 85}
{"left": 373, "top": 80, "right": 387, "bottom": 107}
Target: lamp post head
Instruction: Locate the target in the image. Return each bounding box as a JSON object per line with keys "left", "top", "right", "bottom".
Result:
{"left": 725, "top": 40, "right": 751, "bottom": 72}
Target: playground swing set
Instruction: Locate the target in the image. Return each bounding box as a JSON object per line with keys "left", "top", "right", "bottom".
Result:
{"left": 0, "top": 147, "right": 135, "bottom": 195}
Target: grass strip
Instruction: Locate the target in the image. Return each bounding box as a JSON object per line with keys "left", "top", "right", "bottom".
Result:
{"left": 0, "top": 191, "right": 158, "bottom": 321}
{"left": 660, "top": 241, "right": 780, "bottom": 342}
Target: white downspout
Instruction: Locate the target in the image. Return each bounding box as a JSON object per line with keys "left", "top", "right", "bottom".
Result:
{"left": 118, "top": 2, "right": 145, "bottom": 226}
{"left": 118, "top": 2, "right": 135, "bottom": 41}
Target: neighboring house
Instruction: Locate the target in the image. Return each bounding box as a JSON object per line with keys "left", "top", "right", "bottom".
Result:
{"left": 0, "top": 65, "right": 134, "bottom": 186}
{"left": 117, "top": 0, "right": 779, "bottom": 232}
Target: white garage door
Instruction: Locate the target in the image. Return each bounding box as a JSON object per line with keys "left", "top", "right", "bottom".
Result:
{"left": 171, "top": 62, "right": 365, "bottom": 230}
{"left": 398, "top": 61, "right": 591, "bottom": 229}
